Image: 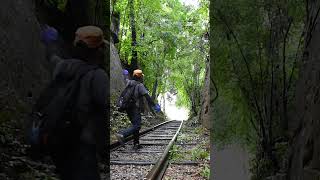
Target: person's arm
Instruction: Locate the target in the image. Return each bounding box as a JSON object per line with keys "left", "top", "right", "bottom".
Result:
{"left": 144, "top": 93, "right": 156, "bottom": 108}
{"left": 139, "top": 84, "right": 158, "bottom": 110}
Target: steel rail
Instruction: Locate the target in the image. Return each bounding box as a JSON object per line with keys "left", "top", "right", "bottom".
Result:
{"left": 110, "top": 120, "right": 175, "bottom": 150}
{"left": 145, "top": 121, "right": 183, "bottom": 180}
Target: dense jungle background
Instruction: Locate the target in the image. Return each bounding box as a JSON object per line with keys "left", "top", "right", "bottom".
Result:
{"left": 210, "top": 0, "right": 320, "bottom": 179}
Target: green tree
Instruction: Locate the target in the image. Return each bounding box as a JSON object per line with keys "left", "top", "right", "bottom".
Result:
{"left": 114, "top": 0, "right": 209, "bottom": 117}
{"left": 210, "top": 0, "right": 305, "bottom": 178}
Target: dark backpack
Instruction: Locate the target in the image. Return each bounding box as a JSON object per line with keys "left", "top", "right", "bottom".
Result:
{"left": 117, "top": 83, "right": 138, "bottom": 112}
{"left": 26, "top": 63, "right": 98, "bottom": 155}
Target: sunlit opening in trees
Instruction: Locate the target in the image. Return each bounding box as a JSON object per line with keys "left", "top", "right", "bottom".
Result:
{"left": 158, "top": 92, "right": 189, "bottom": 121}
{"left": 180, "top": 0, "right": 199, "bottom": 8}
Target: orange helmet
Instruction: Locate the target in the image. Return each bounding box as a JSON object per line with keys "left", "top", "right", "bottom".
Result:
{"left": 133, "top": 69, "right": 144, "bottom": 78}
{"left": 74, "top": 26, "right": 107, "bottom": 48}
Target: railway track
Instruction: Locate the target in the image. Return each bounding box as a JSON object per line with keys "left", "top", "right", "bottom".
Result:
{"left": 110, "top": 120, "right": 183, "bottom": 180}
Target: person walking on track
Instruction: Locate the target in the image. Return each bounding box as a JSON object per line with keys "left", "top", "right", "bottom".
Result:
{"left": 116, "top": 69, "right": 160, "bottom": 150}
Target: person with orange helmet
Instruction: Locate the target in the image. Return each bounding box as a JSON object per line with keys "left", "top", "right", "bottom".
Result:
{"left": 116, "top": 69, "right": 160, "bottom": 149}
{"left": 39, "top": 25, "right": 108, "bottom": 180}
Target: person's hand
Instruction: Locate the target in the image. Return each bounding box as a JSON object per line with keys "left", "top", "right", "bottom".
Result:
{"left": 123, "top": 69, "right": 129, "bottom": 76}
{"left": 153, "top": 104, "right": 161, "bottom": 113}
{"left": 40, "top": 25, "right": 58, "bottom": 45}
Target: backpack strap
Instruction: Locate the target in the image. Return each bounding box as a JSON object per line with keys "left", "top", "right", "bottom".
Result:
{"left": 130, "top": 83, "right": 140, "bottom": 102}
{"left": 131, "top": 83, "right": 138, "bottom": 96}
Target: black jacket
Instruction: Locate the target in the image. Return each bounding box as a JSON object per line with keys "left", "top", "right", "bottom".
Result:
{"left": 52, "top": 55, "right": 109, "bottom": 155}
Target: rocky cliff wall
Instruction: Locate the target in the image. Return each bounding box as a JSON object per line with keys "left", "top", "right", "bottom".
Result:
{"left": 0, "top": 0, "right": 50, "bottom": 124}
{"left": 110, "top": 43, "right": 125, "bottom": 98}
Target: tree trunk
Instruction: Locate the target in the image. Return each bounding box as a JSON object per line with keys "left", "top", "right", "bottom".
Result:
{"left": 151, "top": 79, "right": 158, "bottom": 101}
{"left": 162, "top": 94, "right": 166, "bottom": 114}
{"left": 111, "top": 11, "right": 120, "bottom": 43}
{"left": 288, "top": 1, "right": 320, "bottom": 179}
{"left": 129, "top": 0, "right": 138, "bottom": 73}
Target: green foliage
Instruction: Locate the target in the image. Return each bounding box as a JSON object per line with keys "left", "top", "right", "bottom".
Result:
{"left": 0, "top": 98, "right": 27, "bottom": 127}
{"left": 210, "top": 0, "right": 305, "bottom": 177}
{"left": 178, "top": 133, "right": 194, "bottom": 142}
{"left": 169, "top": 145, "right": 184, "bottom": 161}
{"left": 211, "top": 0, "right": 304, "bottom": 146}
{"left": 200, "top": 164, "right": 210, "bottom": 179}
{"left": 44, "top": 0, "right": 67, "bottom": 11}
{"left": 250, "top": 156, "right": 275, "bottom": 180}
{"left": 0, "top": 110, "right": 15, "bottom": 124}
{"left": 114, "top": 0, "right": 209, "bottom": 111}
{"left": 56, "top": 0, "right": 67, "bottom": 11}
{"left": 194, "top": 126, "right": 207, "bottom": 135}
{"left": 190, "top": 146, "right": 209, "bottom": 161}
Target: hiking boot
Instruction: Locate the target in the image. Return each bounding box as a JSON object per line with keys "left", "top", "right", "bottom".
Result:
{"left": 115, "top": 133, "right": 124, "bottom": 145}
{"left": 133, "top": 144, "right": 142, "bottom": 150}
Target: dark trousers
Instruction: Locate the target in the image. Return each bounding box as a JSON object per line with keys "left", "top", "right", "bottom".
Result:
{"left": 51, "top": 142, "right": 101, "bottom": 180}
{"left": 120, "top": 107, "right": 141, "bottom": 145}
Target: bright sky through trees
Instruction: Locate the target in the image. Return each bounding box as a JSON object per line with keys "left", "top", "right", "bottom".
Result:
{"left": 158, "top": 92, "right": 189, "bottom": 121}
{"left": 180, "top": 0, "right": 199, "bottom": 7}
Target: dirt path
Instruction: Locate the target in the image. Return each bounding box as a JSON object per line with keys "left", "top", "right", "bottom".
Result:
{"left": 211, "top": 144, "right": 251, "bottom": 180}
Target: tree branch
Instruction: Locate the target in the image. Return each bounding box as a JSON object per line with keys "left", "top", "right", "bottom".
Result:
{"left": 214, "top": 10, "right": 267, "bottom": 139}
{"left": 282, "top": 18, "right": 293, "bottom": 131}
